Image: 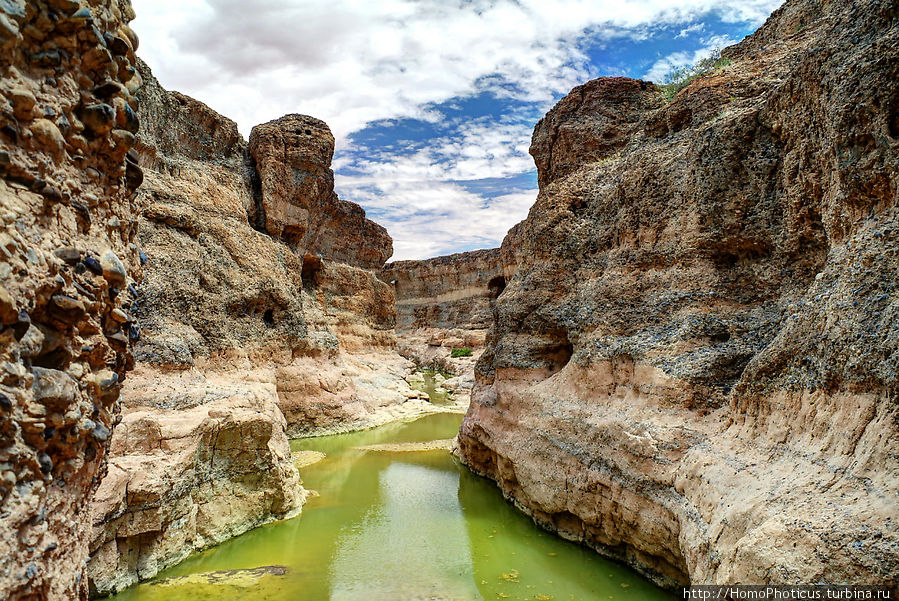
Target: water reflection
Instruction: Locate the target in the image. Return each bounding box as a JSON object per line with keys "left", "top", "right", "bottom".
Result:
{"left": 106, "top": 413, "right": 673, "bottom": 601}
{"left": 330, "top": 461, "right": 480, "bottom": 601}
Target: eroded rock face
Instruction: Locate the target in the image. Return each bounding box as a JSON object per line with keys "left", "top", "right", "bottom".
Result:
{"left": 129, "top": 61, "right": 310, "bottom": 368}
{"left": 380, "top": 248, "right": 507, "bottom": 377}
{"left": 459, "top": 0, "right": 898, "bottom": 589}
{"left": 249, "top": 114, "right": 392, "bottom": 269}
{"left": 86, "top": 60, "right": 438, "bottom": 593}
{"left": 87, "top": 387, "right": 303, "bottom": 596}
{"left": 381, "top": 248, "right": 506, "bottom": 334}
{"left": 0, "top": 1, "right": 142, "bottom": 598}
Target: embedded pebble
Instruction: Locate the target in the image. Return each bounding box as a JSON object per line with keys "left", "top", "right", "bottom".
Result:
{"left": 80, "top": 103, "right": 116, "bottom": 136}
{"left": 30, "top": 119, "right": 66, "bottom": 159}
{"left": 83, "top": 256, "right": 103, "bottom": 275}
{"left": 53, "top": 247, "right": 81, "bottom": 263}
{"left": 92, "top": 423, "right": 110, "bottom": 442}
{"left": 8, "top": 86, "right": 36, "bottom": 120}
{"left": 99, "top": 249, "right": 127, "bottom": 285}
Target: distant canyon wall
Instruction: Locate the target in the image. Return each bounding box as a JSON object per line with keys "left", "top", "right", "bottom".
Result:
{"left": 0, "top": 1, "right": 144, "bottom": 599}
{"left": 380, "top": 248, "right": 509, "bottom": 382}
{"left": 382, "top": 248, "right": 506, "bottom": 336}
{"left": 459, "top": 0, "right": 898, "bottom": 590}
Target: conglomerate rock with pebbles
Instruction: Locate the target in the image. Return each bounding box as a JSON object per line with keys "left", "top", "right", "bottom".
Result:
{"left": 459, "top": 0, "right": 899, "bottom": 590}
{"left": 0, "top": 0, "right": 144, "bottom": 599}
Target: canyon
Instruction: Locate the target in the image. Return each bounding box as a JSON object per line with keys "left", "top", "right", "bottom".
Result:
{"left": 381, "top": 248, "right": 508, "bottom": 394}
{"left": 0, "top": 0, "right": 897, "bottom": 599}
{"left": 84, "top": 59, "right": 464, "bottom": 596}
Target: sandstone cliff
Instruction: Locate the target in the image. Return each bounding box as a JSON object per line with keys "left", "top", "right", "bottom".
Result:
{"left": 459, "top": 0, "right": 898, "bottom": 589}
{"left": 123, "top": 60, "right": 416, "bottom": 435}
{"left": 86, "top": 59, "right": 444, "bottom": 594}
{"left": 380, "top": 248, "right": 509, "bottom": 403}
{"left": 88, "top": 390, "right": 303, "bottom": 596}
{"left": 381, "top": 248, "right": 507, "bottom": 375}
{"left": 249, "top": 114, "right": 392, "bottom": 269}
{"left": 382, "top": 248, "right": 505, "bottom": 335}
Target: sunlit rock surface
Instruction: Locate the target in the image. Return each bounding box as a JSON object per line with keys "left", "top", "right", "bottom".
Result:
{"left": 459, "top": 0, "right": 899, "bottom": 588}
{"left": 86, "top": 60, "right": 428, "bottom": 594}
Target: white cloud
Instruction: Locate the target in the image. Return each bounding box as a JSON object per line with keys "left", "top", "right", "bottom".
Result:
{"left": 131, "top": 0, "right": 782, "bottom": 141}
{"left": 130, "top": 0, "right": 782, "bottom": 260}
{"left": 351, "top": 179, "right": 537, "bottom": 261}
{"left": 676, "top": 22, "right": 706, "bottom": 38}
{"left": 334, "top": 116, "right": 537, "bottom": 260}
{"left": 642, "top": 34, "right": 740, "bottom": 82}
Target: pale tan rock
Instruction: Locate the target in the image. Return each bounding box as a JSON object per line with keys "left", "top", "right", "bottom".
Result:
{"left": 87, "top": 392, "right": 303, "bottom": 596}
{"left": 459, "top": 0, "right": 899, "bottom": 590}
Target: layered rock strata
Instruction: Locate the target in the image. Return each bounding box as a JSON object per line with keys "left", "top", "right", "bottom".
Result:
{"left": 381, "top": 248, "right": 505, "bottom": 334}
{"left": 381, "top": 248, "right": 506, "bottom": 372}
{"left": 459, "top": 0, "right": 898, "bottom": 589}
{"left": 87, "top": 61, "right": 442, "bottom": 594}
{"left": 124, "top": 61, "right": 417, "bottom": 436}
{"left": 0, "top": 1, "right": 143, "bottom": 598}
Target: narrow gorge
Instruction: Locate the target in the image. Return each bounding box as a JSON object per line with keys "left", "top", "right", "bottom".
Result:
{"left": 0, "top": 0, "right": 896, "bottom": 599}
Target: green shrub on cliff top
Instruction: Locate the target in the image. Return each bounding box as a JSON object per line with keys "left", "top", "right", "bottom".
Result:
{"left": 451, "top": 347, "right": 473, "bottom": 358}
{"left": 659, "top": 48, "right": 731, "bottom": 101}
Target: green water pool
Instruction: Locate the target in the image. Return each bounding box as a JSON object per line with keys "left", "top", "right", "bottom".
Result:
{"left": 410, "top": 369, "right": 452, "bottom": 403}
{"left": 106, "top": 412, "right": 674, "bottom": 601}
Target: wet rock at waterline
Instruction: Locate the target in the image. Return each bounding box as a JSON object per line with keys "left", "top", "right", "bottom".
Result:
{"left": 87, "top": 396, "right": 303, "bottom": 596}
{"left": 104, "top": 414, "right": 671, "bottom": 601}
{"left": 0, "top": 0, "right": 143, "bottom": 598}
{"left": 459, "top": 0, "right": 899, "bottom": 589}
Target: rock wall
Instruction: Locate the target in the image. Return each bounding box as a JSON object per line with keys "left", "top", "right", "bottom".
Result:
{"left": 382, "top": 248, "right": 505, "bottom": 334}
{"left": 88, "top": 389, "right": 303, "bottom": 596}
{"left": 249, "top": 114, "right": 392, "bottom": 269}
{"left": 459, "top": 0, "right": 898, "bottom": 589}
{"left": 381, "top": 248, "right": 507, "bottom": 373}
{"left": 123, "top": 60, "right": 414, "bottom": 435}
{"left": 0, "top": 1, "right": 143, "bottom": 599}
{"left": 86, "top": 60, "right": 441, "bottom": 594}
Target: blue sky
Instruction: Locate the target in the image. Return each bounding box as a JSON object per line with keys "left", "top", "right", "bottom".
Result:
{"left": 132, "top": 0, "right": 783, "bottom": 261}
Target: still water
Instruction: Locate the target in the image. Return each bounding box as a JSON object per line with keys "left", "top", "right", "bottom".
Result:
{"left": 108, "top": 412, "right": 673, "bottom": 601}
